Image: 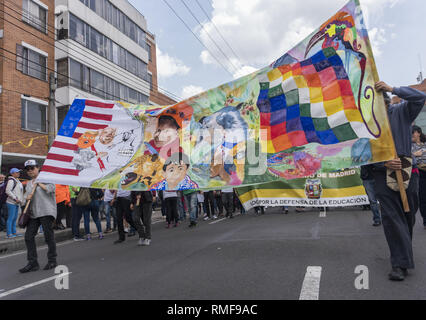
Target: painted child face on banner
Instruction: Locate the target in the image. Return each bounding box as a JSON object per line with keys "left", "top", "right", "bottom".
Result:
{"left": 153, "top": 116, "right": 180, "bottom": 148}
{"left": 164, "top": 160, "right": 188, "bottom": 189}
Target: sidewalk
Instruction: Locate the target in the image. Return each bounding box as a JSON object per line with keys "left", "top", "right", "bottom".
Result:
{"left": 0, "top": 210, "right": 165, "bottom": 256}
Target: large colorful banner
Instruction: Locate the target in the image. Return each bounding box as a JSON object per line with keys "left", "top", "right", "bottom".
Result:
{"left": 38, "top": 0, "right": 396, "bottom": 190}
{"left": 236, "top": 168, "right": 369, "bottom": 210}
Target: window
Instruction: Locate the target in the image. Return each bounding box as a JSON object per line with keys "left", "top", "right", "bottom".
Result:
{"left": 90, "top": 69, "right": 105, "bottom": 98}
{"left": 57, "top": 106, "right": 70, "bottom": 131}
{"left": 126, "top": 51, "right": 137, "bottom": 73}
{"left": 82, "top": 65, "right": 90, "bottom": 91}
{"left": 112, "top": 42, "right": 119, "bottom": 65}
{"left": 16, "top": 44, "right": 47, "bottom": 81}
{"left": 21, "top": 98, "right": 47, "bottom": 133}
{"left": 90, "top": 27, "right": 102, "bottom": 55}
{"left": 70, "top": 14, "right": 86, "bottom": 45}
{"left": 57, "top": 59, "right": 69, "bottom": 87}
{"left": 129, "top": 88, "right": 138, "bottom": 104}
{"left": 22, "top": 0, "right": 47, "bottom": 33}
{"left": 147, "top": 43, "right": 151, "bottom": 61}
{"left": 148, "top": 73, "right": 153, "bottom": 91}
{"left": 119, "top": 83, "right": 128, "bottom": 101}
{"left": 70, "top": 59, "right": 82, "bottom": 88}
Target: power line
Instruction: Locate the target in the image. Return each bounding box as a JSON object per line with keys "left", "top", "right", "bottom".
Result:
{"left": 194, "top": 0, "right": 243, "bottom": 64}
{"left": 180, "top": 0, "right": 240, "bottom": 74}
{"left": 1, "top": 1, "right": 182, "bottom": 101}
{"left": 0, "top": 50, "right": 175, "bottom": 105}
{"left": 162, "top": 0, "right": 234, "bottom": 78}
{"left": 1, "top": 86, "right": 49, "bottom": 101}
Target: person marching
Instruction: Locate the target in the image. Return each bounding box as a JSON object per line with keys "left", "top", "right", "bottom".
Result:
{"left": 412, "top": 125, "right": 426, "bottom": 229}
{"left": 372, "top": 82, "right": 426, "bottom": 281}
{"left": 131, "top": 191, "right": 155, "bottom": 246}
{"left": 20, "top": 160, "right": 58, "bottom": 273}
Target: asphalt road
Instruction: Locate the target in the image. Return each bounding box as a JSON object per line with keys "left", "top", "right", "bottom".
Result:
{"left": 1, "top": 207, "right": 426, "bottom": 300}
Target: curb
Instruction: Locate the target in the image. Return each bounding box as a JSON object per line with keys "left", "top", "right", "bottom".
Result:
{"left": 0, "top": 211, "right": 166, "bottom": 256}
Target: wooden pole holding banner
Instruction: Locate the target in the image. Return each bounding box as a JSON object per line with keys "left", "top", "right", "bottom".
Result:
{"left": 23, "top": 183, "right": 38, "bottom": 214}
{"left": 395, "top": 168, "right": 410, "bottom": 213}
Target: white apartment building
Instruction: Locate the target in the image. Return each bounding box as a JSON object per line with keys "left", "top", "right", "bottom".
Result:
{"left": 54, "top": 0, "right": 152, "bottom": 129}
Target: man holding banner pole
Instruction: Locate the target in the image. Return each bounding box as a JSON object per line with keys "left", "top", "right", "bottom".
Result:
{"left": 373, "top": 81, "right": 426, "bottom": 281}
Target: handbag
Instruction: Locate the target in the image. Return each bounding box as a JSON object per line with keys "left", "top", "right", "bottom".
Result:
{"left": 18, "top": 206, "right": 31, "bottom": 229}
{"left": 76, "top": 188, "right": 92, "bottom": 206}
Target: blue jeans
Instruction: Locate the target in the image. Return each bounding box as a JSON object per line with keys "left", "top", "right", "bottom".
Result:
{"left": 103, "top": 201, "right": 116, "bottom": 230}
{"left": 362, "top": 179, "right": 381, "bottom": 223}
{"left": 6, "top": 203, "right": 19, "bottom": 235}
{"left": 178, "top": 196, "right": 186, "bottom": 221}
{"left": 184, "top": 193, "right": 198, "bottom": 223}
{"left": 83, "top": 200, "right": 102, "bottom": 235}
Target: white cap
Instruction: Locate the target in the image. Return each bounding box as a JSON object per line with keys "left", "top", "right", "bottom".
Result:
{"left": 24, "top": 159, "right": 37, "bottom": 167}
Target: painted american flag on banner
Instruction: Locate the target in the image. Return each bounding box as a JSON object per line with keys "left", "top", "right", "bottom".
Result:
{"left": 39, "top": 99, "right": 144, "bottom": 186}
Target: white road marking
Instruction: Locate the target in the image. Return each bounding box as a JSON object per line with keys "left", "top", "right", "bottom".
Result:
{"left": 0, "top": 239, "right": 75, "bottom": 260}
{"left": 209, "top": 218, "right": 227, "bottom": 224}
{"left": 299, "top": 266, "right": 322, "bottom": 300}
{"left": 0, "top": 272, "right": 72, "bottom": 299}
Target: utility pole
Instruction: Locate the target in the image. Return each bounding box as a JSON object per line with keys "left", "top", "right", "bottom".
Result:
{"left": 48, "top": 72, "right": 56, "bottom": 148}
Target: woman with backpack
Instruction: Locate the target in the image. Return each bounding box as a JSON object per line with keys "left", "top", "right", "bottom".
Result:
{"left": 5, "top": 168, "right": 24, "bottom": 239}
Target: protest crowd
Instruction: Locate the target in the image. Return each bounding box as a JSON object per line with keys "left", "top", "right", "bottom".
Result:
{"left": 0, "top": 82, "right": 425, "bottom": 282}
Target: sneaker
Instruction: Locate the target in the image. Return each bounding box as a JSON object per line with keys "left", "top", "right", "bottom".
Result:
{"left": 19, "top": 263, "right": 40, "bottom": 273}
{"left": 86, "top": 235, "right": 91, "bottom": 241}
{"left": 124, "top": 228, "right": 129, "bottom": 233}
{"left": 388, "top": 267, "right": 405, "bottom": 281}
{"left": 98, "top": 233, "right": 104, "bottom": 240}
{"left": 283, "top": 209, "right": 289, "bottom": 214}
{"left": 213, "top": 215, "right": 218, "bottom": 220}
{"left": 13, "top": 233, "right": 23, "bottom": 237}
{"left": 73, "top": 237, "right": 85, "bottom": 241}
{"left": 104, "top": 228, "right": 112, "bottom": 234}
{"left": 203, "top": 216, "right": 210, "bottom": 221}
{"left": 138, "top": 238, "right": 144, "bottom": 246}
{"left": 373, "top": 221, "right": 381, "bottom": 227}
{"left": 144, "top": 239, "right": 151, "bottom": 246}
{"left": 6, "top": 234, "right": 17, "bottom": 239}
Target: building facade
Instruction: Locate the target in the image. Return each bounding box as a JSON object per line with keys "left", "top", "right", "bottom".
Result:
{"left": 0, "top": 0, "right": 55, "bottom": 171}
{"left": 0, "top": 0, "right": 176, "bottom": 173}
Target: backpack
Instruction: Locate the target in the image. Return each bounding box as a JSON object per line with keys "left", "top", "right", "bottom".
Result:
{"left": 0, "top": 178, "right": 17, "bottom": 205}
{"left": 76, "top": 187, "right": 92, "bottom": 206}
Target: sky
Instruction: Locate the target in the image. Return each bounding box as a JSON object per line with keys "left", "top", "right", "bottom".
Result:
{"left": 129, "top": 0, "right": 426, "bottom": 101}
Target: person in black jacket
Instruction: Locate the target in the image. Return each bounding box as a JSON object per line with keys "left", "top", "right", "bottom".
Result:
{"left": 360, "top": 164, "right": 381, "bottom": 226}
{"left": 131, "top": 191, "right": 155, "bottom": 246}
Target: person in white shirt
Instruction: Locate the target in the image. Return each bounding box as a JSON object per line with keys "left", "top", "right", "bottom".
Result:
{"left": 5, "top": 168, "right": 24, "bottom": 238}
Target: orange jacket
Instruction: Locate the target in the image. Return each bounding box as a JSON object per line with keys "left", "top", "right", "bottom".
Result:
{"left": 56, "top": 184, "right": 71, "bottom": 205}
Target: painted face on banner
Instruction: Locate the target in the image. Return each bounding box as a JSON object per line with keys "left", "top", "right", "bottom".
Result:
{"left": 99, "top": 127, "right": 116, "bottom": 145}
{"left": 164, "top": 161, "right": 187, "bottom": 188}
{"left": 154, "top": 123, "right": 179, "bottom": 148}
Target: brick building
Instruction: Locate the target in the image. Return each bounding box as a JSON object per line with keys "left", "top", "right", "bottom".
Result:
{"left": 146, "top": 32, "right": 177, "bottom": 106}
{"left": 0, "top": 0, "right": 55, "bottom": 172}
